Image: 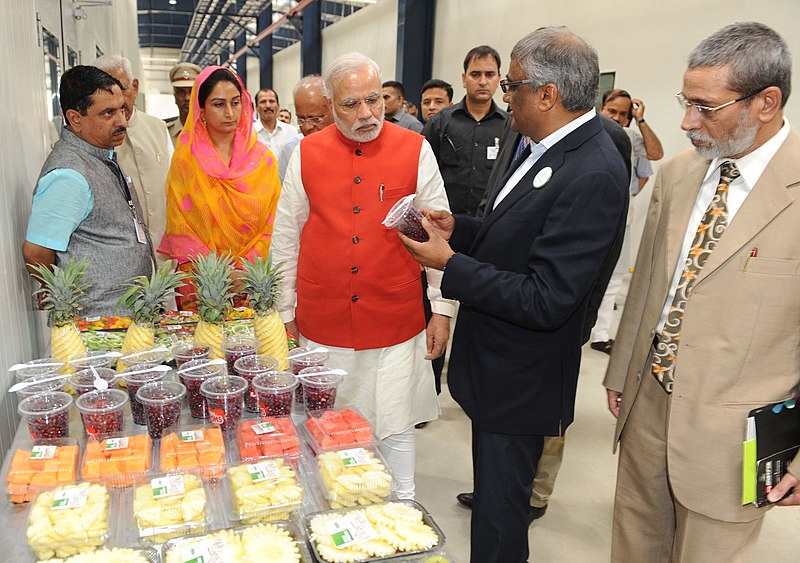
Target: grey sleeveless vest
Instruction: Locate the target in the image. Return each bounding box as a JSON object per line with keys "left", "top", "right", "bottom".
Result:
{"left": 35, "top": 128, "right": 154, "bottom": 317}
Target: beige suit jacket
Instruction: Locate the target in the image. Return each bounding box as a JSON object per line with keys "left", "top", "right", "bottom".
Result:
{"left": 604, "top": 128, "right": 800, "bottom": 522}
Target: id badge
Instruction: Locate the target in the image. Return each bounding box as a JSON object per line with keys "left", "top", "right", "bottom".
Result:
{"left": 487, "top": 145, "right": 499, "bottom": 160}
{"left": 134, "top": 217, "right": 148, "bottom": 244}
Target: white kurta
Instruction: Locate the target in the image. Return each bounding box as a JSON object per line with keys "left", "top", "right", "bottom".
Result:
{"left": 273, "top": 135, "right": 455, "bottom": 439}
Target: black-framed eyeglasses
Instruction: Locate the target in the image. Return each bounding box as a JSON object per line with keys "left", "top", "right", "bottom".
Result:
{"left": 675, "top": 85, "right": 769, "bottom": 115}
{"left": 500, "top": 78, "right": 536, "bottom": 93}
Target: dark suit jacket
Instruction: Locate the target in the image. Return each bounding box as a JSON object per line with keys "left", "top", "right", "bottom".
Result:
{"left": 442, "top": 115, "right": 629, "bottom": 435}
{"left": 478, "top": 117, "right": 632, "bottom": 344}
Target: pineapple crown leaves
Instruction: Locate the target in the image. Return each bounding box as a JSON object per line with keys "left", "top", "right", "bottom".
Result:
{"left": 241, "top": 253, "right": 285, "bottom": 314}
{"left": 115, "top": 260, "right": 189, "bottom": 324}
{"left": 190, "top": 252, "right": 237, "bottom": 323}
{"left": 28, "top": 258, "right": 90, "bottom": 326}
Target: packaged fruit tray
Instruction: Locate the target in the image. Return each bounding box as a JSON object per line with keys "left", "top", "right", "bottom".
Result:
{"left": 132, "top": 472, "right": 209, "bottom": 545}
{"left": 160, "top": 425, "right": 227, "bottom": 479}
{"left": 304, "top": 500, "right": 445, "bottom": 563}
{"left": 5, "top": 438, "right": 79, "bottom": 503}
{"left": 161, "top": 521, "right": 312, "bottom": 563}
{"left": 237, "top": 418, "right": 301, "bottom": 462}
{"left": 312, "top": 446, "right": 393, "bottom": 509}
{"left": 302, "top": 408, "right": 375, "bottom": 453}
{"left": 225, "top": 457, "right": 304, "bottom": 525}
{"left": 43, "top": 546, "right": 160, "bottom": 562}
{"left": 80, "top": 432, "right": 152, "bottom": 488}
{"left": 26, "top": 482, "right": 111, "bottom": 560}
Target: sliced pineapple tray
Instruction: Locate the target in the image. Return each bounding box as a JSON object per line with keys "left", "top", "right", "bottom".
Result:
{"left": 38, "top": 547, "right": 159, "bottom": 563}
{"left": 132, "top": 472, "right": 209, "bottom": 545}
{"left": 225, "top": 457, "right": 305, "bottom": 525}
{"left": 312, "top": 446, "right": 394, "bottom": 509}
{"left": 304, "top": 500, "right": 445, "bottom": 562}
{"left": 161, "top": 521, "right": 312, "bottom": 563}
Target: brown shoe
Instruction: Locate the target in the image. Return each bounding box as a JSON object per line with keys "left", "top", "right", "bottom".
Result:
{"left": 590, "top": 339, "right": 614, "bottom": 355}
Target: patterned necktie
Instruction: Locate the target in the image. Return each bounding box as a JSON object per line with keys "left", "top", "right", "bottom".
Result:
{"left": 651, "top": 160, "right": 740, "bottom": 393}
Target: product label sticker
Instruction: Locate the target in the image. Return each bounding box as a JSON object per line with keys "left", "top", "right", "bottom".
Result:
{"left": 30, "top": 445, "right": 57, "bottom": 460}
{"left": 181, "top": 541, "right": 210, "bottom": 563}
{"left": 247, "top": 461, "right": 281, "bottom": 483}
{"left": 151, "top": 474, "right": 186, "bottom": 499}
{"left": 337, "top": 448, "right": 371, "bottom": 467}
{"left": 251, "top": 421, "right": 276, "bottom": 435}
{"left": 209, "top": 408, "right": 226, "bottom": 426}
{"left": 487, "top": 145, "right": 499, "bottom": 160}
{"left": 326, "top": 512, "right": 378, "bottom": 548}
{"left": 51, "top": 486, "right": 88, "bottom": 510}
{"left": 104, "top": 437, "right": 129, "bottom": 450}
{"left": 180, "top": 429, "right": 204, "bottom": 442}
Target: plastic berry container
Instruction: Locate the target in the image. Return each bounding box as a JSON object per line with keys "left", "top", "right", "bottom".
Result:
{"left": 136, "top": 381, "right": 186, "bottom": 439}
{"left": 80, "top": 432, "right": 152, "bottom": 488}
{"left": 302, "top": 407, "right": 374, "bottom": 453}
{"left": 221, "top": 334, "right": 260, "bottom": 375}
{"left": 121, "top": 365, "right": 166, "bottom": 426}
{"left": 177, "top": 358, "right": 226, "bottom": 419}
{"left": 172, "top": 341, "right": 212, "bottom": 368}
{"left": 69, "top": 350, "right": 117, "bottom": 370}
{"left": 252, "top": 370, "right": 298, "bottom": 417}
{"left": 133, "top": 472, "right": 209, "bottom": 545}
{"left": 18, "top": 391, "right": 73, "bottom": 439}
{"left": 159, "top": 425, "right": 227, "bottom": 479}
{"left": 76, "top": 389, "right": 129, "bottom": 439}
{"left": 298, "top": 366, "right": 345, "bottom": 413}
{"left": 15, "top": 358, "right": 64, "bottom": 380}
{"left": 69, "top": 367, "right": 119, "bottom": 396}
{"left": 5, "top": 438, "right": 79, "bottom": 503}
{"left": 200, "top": 375, "right": 248, "bottom": 431}
{"left": 236, "top": 417, "right": 302, "bottom": 462}
{"left": 119, "top": 347, "right": 167, "bottom": 368}
{"left": 225, "top": 457, "right": 304, "bottom": 524}
{"left": 234, "top": 354, "right": 279, "bottom": 413}
{"left": 287, "top": 346, "right": 329, "bottom": 376}
{"left": 16, "top": 372, "right": 68, "bottom": 400}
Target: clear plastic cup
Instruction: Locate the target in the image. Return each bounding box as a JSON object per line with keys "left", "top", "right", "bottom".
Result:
{"left": 75, "top": 388, "right": 129, "bottom": 439}
{"left": 221, "top": 335, "right": 260, "bottom": 375}
{"left": 172, "top": 342, "right": 212, "bottom": 368}
{"left": 381, "top": 193, "right": 429, "bottom": 242}
{"left": 298, "top": 367, "right": 345, "bottom": 413}
{"left": 18, "top": 391, "right": 72, "bottom": 439}
{"left": 178, "top": 359, "right": 226, "bottom": 419}
{"left": 69, "top": 367, "right": 119, "bottom": 396}
{"left": 121, "top": 347, "right": 167, "bottom": 368}
{"left": 287, "top": 347, "right": 329, "bottom": 405}
{"left": 200, "top": 375, "right": 248, "bottom": 431}
{"left": 136, "top": 381, "right": 186, "bottom": 439}
{"left": 252, "top": 371, "right": 298, "bottom": 418}
{"left": 122, "top": 365, "right": 167, "bottom": 425}
{"left": 234, "top": 354, "right": 279, "bottom": 413}
{"left": 69, "top": 350, "right": 117, "bottom": 370}
{"left": 16, "top": 373, "right": 67, "bottom": 400}
{"left": 15, "top": 358, "right": 64, "bottom": 380}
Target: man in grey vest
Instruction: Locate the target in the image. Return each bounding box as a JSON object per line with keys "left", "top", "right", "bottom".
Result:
{"left": 22, "top": 65, "right": 153, "bottom": 317}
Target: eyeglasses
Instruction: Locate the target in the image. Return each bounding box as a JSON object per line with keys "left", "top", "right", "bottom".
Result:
{"left": 296, "top": 116, "right": 326, "bottom": 126}
{"left": 675, "top": 85, "right": 769, "bottom": 115}
{"left": 337, "top": 92, "right": 382, "bottom": 112}
{"left": 500, "top": 78, "right": 536, "bottom": 93}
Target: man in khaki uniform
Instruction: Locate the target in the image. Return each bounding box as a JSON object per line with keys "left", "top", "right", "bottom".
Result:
{"left": 166, "top": 62, "right": 201, "bottom": 146}
{"left": 94, "top": 55, "right": 172, "bottom": 262}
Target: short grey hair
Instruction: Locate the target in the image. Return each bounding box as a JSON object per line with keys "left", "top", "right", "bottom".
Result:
{"left": 324, "top": 53, "right": 381, "bottom": 98}
{"left": 293, "top": 75, "right": 327, "bottom": 98}
{"left": 93, "top": 54, "right": 134, "bottom": 83}
{"left": 510, "top": 27, "right": 599, "bottom": 112}
{"left": 688, "top": 21, "right": 791, "bottom": 108}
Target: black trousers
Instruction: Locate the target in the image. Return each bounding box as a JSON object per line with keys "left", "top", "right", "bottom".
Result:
{"left": 471, "top": 425, "right": 544, "bottom": 563}
{"left": 421, "top": 271, "right": 445, "bottom": 394}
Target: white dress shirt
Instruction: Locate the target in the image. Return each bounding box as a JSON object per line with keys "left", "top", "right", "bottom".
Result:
{"left": 254, "top": 119, "right": 300, "bottom": 159}
{"left": 657, "top": 118, "right": 790, "bottom": 330}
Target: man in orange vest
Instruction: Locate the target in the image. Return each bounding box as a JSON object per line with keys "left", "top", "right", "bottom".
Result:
{"left": 271, "top": 52, "right": 454, "bottom": 499}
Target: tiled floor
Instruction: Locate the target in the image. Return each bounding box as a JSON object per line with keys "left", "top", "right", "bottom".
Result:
{"left": 414, "top": 321, "right": 800, "bottom": 562}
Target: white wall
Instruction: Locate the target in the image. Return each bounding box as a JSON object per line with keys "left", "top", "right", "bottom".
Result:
{"left": 0, "top": 0, "right": 142, "bottom": 462}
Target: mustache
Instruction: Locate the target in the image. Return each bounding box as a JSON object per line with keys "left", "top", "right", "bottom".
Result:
{"left": 114, "top": 127, "right": 127, "bottom": 135}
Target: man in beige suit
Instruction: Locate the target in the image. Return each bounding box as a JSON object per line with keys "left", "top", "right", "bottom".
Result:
{"left": 604, "top": 22, "right": 800, "bottom": 562}
{"left": 94, "top": 55, "right": 172, "bottom": 263}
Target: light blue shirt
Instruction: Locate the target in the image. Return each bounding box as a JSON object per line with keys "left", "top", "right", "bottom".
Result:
{"left": 26, "top": 168, "right": 94, "bottom": 252}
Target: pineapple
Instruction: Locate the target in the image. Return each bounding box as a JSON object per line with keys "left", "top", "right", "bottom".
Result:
{"left": 28, "top": 258, "right": 89, "bottom": 372}
{"left": 241, "top": 254, "right": 289, "bottom": 370}
{"left": 191, "top": 252, "right": 237, "bottom": 359}
{"left": 115, "top": 260, "right": 187, "bottom": 373}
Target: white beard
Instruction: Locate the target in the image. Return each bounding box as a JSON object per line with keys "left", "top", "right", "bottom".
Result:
{"left": 333, "top": 106, "right": 385, "bottom": 143}
{"left": 687, "top": 109, "right": 759, "bottom": 159}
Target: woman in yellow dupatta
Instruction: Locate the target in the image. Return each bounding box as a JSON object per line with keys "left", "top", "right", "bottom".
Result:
{"left": 158, "top": 66, "right": 280, "bottom": 309}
